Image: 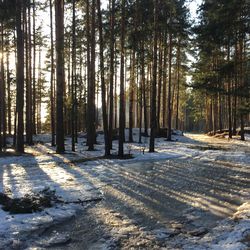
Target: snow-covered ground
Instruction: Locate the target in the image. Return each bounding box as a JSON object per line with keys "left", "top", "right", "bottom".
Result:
{"left": 0, "top": 130, "right": 249, "bottom": 249}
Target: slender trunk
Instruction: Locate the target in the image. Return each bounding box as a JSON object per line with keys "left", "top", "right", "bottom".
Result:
{"left": 167, "top": 28, "right": 172, "bottom": 141}
{"left": 55, "top": 0, "right": 65, "bottom": 153}
{"left": 16, "top": 0, "right": 25, "bottom": 153}
{"left": 212, "top": 97, "right": 216, "bottom": 133}
{"left": 175, "top": 42, "right": 180, "bottom": 130}
{"left": 227, "top": 44, "right": 232, "bottom": 138}
{"left": 32, "top": 0, "right": 36, "bottom": 135}
{"left": 118, "top": 0, "right": 125, "bottom": 157}
{"left": 0, "top": 24, "right": 3, "bottom": 151}
{"left": 50, "top": 0, "right": 55, "bottom": 146}
{"left": 108, "top": 0, "right": 115, "bottom": 150}
{"left": 87, "top": 0, "right": 96, "bottom": 150}
{"left": 7, "top": 49, "right": 11, "bottom": 136}
{"left": 28, "top": 4, "right": 33, "bottom": 143}
{"left": 25, "top": 3, "right": 33, "bottom": 145}
{"left": 218, "top": 92, "right": 222, "bottom": 132}
{"left": 240, "top": 114, "right": 245, "bottom": 140}
{"left": 97, "top": 0, "right": 109, "bottom": 156}
{"left": 139, "top": 43, "right": 145, "bottom": 143}
{"left": 71, "top": 0, "right": 76, "bottom": 151}
{"left": 129, "top": 51, "right": 135, "bottom": 142}
{"left": 67, "top": 38, "right": 71, "bottom": 135}
{"left": 232, "top": 42, "right": 238, "bottom": 135}
{"left": 157, "top": 39, "right": 163, "bottom": 130}
{"left": 37, "top": 48, "right": 42, "bottom": 134}
{"left": 85, "top": 0, "right": 90, "bottom": 140}
{"left": 149, "top": 0, "right": 158, "bottom": 152}
{"left": 142, "top": 57, "right": 148, "bottom": 136}
{"left": 0, "top": 23, "right": 6, "bottom": 148}
{"left": 162, "top": 33, "right": 167, "bottom": 127}
{"left": 240, "top": 39, "right": 245, "bottom": 141}
{"left": 114, "top": 43, "right": 117, "bottom": 129}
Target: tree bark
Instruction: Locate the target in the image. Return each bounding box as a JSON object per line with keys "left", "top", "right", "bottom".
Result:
{"left": 167, "top": 28, "right": 172, "bottom": 141}
{"left": 32, "top": 0, "right": 36, "bottom": 135}
{"left": 175, "top": 41, "right": 180, "bottom": 130}
{"left": 50, "top": 0, "right": 55, "bottom": 146}
{"left": 129, "top": 51, "right": 135, "bottom": 142}
{"left": 108, "top": 0, "right": 115, "bottom": 150}
{"left": 55, "top": 0, "right": 65, "bottom": 153}
{"left": 16, "top": 0, "right": 25, "bottom": 153}
{"left": 86, "top": 0, "right": 96, "bottom": 150}
{"left": 71, "top": 0, "right": 76, "bottom": 151}
{"left": 227, "top": 44, "right": 232, "bottom": 139}
{"left": 97, "top": 0, "right": 109, "bottom": 156}
{"left": 149, "top": 0, "right": 158, "bottom": 152}
{"left": 118, "top": 0, "right": 125, "bottom": 157}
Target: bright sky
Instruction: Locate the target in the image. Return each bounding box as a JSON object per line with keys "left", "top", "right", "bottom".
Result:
{"left": 188, "top": 0, "right": 202, "bottom": 20}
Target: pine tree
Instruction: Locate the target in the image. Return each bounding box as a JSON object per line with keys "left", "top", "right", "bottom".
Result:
{"left": 16, "top": 0, "right": 25, "bottom": 153}
{"left": 55, "top": 0, "right": 65, "bottom": 153}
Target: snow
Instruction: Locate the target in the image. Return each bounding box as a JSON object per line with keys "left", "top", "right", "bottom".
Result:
{"left": 195, "top": 202, "right": 250, "bottom": 250}
{"left": 0, "top": 130, "right": 249, "bottom": 249}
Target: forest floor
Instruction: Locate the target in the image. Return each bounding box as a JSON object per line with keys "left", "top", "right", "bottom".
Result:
{"left": 0, "top": 131, "right": 249, "bottom": 249}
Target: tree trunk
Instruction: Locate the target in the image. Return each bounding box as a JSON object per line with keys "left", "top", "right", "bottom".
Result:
{"left": 0, "top": 24, "right": 3, "bottom": 152}
{"left": 157, "top": 38, "right": 163, "bottom": 130}
{"left": 227, "top": 44, "right": 232, "bottom": 139}
{"left": 7, "top": 49, "right": 11, "bottom": 136}
{"left": 32, "top": 0, "right": 36, "bottom": 135}
{"left": 86, "top": 0, "right": 96, "bottom": 150}
{"left": 162, "top": 33, "right": 167, "bottom": 127}
{"left": 129, "top": 51, "right": 135, "bottom": 142}
{"left": 108, "top": 0, "right": 115, "bottom": 150}
{"left": 167, "top": 28, "right": 172, "bottom": 141}
{"left": 71, "top": 0, "right": 76, "bottom": 151}
{"left": 143, "top": 56, "right": 148, "bottom": 136}
{"left": 37, "top": 48, "right": 42, "bottom": 134}
{"left": 149, "top": 0, "right": 158, "bottom": 152}
{"left": 118, "top": 0, "right": 125, "bottom": 157}
{"left": 55, "top": 0, "right": 65, "bottom": 153}
{"left": 25, "top": 2, "right": 33, "bottom": 145}
{"left": 50, "top": 0, "right": 55, "bottom": 146}
{"left": 175, "top": 42, "right": 180, "bottom": 130}
{"left": 114, "top": 42, "right": 117, "bottom": 129}
{"left": 139, "top": 42, "right": 145, "bottom": 143}
{"left": 16, "top": 0, "right": 25, "bottom": 153}
{"left": 97, "top": 0, "right": 109, "bottom": 156}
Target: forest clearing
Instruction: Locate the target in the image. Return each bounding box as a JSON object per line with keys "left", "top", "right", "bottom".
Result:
{"left": 0, "top": 0, "right": 249, "bottom": 249}
{"left": 0, "top": 132, "right": 249, "bottom": 249}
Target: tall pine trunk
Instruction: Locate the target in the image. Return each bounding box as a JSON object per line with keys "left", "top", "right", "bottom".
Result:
{"left": 32, "top": 0, "right": 36, "bottom": 135}
{"left": 55, "top": 0, "right": 65, "bottom": 153}
{"left": 227, "top": 44, "right": 232, "bottom": 139}
{"left": 25, "top": 2, "right": 33, "bottom": 145}
{"left": 97, "top": 0, "right": 109, "bottom": 156}
{"left": 149, "top": 0, "right": 158, "bottom": 152}
{"left": 129, "top": 51, "right": 135, "bottom": 142}
{"left": 167, "top": 29, "right": 172, "bottom": 141}
{"left": 16, "top": 0, "right": 25, "bottom": 153}
{"left": 175, "top": 42, "right": 180, "bottom": 130}
{"left": 50, "top": 0, "right": 55, "bottom": 146}
{"left": 108, "top": 0, "right": 115, "bottom": 150}
{"left": 118, "top": 0, "right": 125, "bottom": 157}
{"left": 7, "top": 48, "right": 11, "bottom": 136}
{"left": 71, "top": 0, "right": 76, "bottom": 151}
{"left": 86, "top": 0, "right": 96, "bottom": 150}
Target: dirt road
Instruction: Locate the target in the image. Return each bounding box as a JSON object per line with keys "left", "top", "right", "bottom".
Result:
{"left": 31, "top": 135, "right": 249, "bottom": 249}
